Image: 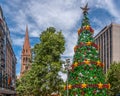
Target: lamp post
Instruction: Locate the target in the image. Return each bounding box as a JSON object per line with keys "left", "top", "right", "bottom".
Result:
{"left": 64, "top": 58, "right": 70, "bottom": 96}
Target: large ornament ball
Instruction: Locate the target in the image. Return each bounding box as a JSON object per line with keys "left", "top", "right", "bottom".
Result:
{"left": 86, "top": 41, "right": 92, "bottom": 46}
{"left": 85, "top": 25, "right": 90, "bottom": 30}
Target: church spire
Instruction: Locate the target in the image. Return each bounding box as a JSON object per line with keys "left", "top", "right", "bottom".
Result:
{"left": 20, "top": 25, "right": 32, "bottom": 77}
{"left": 23, "top": 25, "right": 30, "bottom": 49}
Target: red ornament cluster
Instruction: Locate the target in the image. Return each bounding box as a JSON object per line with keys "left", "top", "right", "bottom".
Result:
{"left": 74, "top": 42, "right": 99, "bottom": 52}
{"left": 78, "top": 25, "right": 94, "bottom": 35}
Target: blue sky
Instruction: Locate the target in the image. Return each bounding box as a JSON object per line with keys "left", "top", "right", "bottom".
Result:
{"left": 0, "top": 0, "right": 120, "bottom": 77}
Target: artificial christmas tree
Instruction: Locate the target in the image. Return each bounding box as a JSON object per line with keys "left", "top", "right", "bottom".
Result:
{"left": 64, "top": 3, "right": 110, "bottom": 96}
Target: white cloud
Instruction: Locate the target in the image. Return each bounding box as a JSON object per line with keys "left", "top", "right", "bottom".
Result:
{"left": 105, "top": 0, "right": 118, "bottom": 16}
{"left": 8, "top": 0, "right": 119, "bottom": 55}
{"left": 80, "top": 0, "right": 120, "bottom": 21}
{"left": 12, "top": 37, "right": 24, "bottom": 46}
{"left": 3, "top": 0, "right": 120, "bottom": 36}
{"left": 3, "top": 0, "right": 82, "bottom": 38}
{"left": 9, "top": 0, "right": 82, "bottom": 64}
{"left": 30, "top": 30, "right": 40, "bottom": 37}
{"left": 59, "top": 72, "right": 67, "bottom": 82}
{"left": 95, "top": 0, "right": 120, "bottom": 21}
{"left": 2, "top": 0, "right": 120, "bottom": 76}
{"left": 26, "top": 0, "right": 81, "bottom": 32}
{"left": 63, "top": 31, "right": 77, "bottom": 57}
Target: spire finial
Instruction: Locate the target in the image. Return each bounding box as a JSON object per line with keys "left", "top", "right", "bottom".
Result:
{"left": 26, "top": 24, "right": 28, "bottom": 33}
{"left": 80, "top": 3, "right": 90, "bottom": 14}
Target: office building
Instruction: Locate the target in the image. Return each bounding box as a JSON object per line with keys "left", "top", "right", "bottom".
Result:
{"left": 94, "top": 23, "right": 120, "bottom": 73}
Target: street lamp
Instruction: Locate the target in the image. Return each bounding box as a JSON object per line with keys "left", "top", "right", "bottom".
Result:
{"left": 64, "top": 58, "right": 71, "bottom": 96}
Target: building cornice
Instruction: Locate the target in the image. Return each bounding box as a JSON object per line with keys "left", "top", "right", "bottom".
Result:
{"left": 94, "top": 23, "right": 120, "bottom": 39}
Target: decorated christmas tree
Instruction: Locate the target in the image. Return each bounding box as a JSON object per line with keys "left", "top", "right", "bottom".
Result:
{"left": 64, "top": 4, "right": 110, "bottom": 96}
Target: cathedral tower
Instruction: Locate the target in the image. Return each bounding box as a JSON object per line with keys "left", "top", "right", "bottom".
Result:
{"left": 20, "top": 25, "right": 31, "bottom": 76}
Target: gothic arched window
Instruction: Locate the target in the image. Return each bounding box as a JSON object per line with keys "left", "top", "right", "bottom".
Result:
{"left": 26, "top": 57, "right": 27, "bottom": 62}
{"left": 26, "top": 49, "right": 27, "bottom": 53}
{"left": 23, "top": 58, "right": 25, "bottom": 62}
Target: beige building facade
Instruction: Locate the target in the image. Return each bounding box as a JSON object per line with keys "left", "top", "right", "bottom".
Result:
{"left": 0, "top": 6, "right": 16, "bottom": 95}
{"left": 94, "top": 23, "right": 120, "bottom": 73}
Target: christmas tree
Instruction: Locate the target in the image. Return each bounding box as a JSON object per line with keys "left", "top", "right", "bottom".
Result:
{"left": 64, "top": 3, "right": 110, "bottom": 96}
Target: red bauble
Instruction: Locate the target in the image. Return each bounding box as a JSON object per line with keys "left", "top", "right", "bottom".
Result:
{"left": 94, "top": 76, "right": 97, "bottom": 78}
{"left": 90, "top": 27, "right": 94, "bottom": 33}
{"left": 90, "top": 68, "right": 93, "bottom": 70}
{"left": 84, "top": 51, "right": 87, "bottom": 54}
{"left": 80, "top": 42, "right": 83, "bottom": 45}
{"left": 74, "top": 92, "right": 77, "bottom": 96}
{"left": 81, "top": 91, "right": 85, "bottom": 96}
{"left": 76, "top": 77, "right": 78, "bottom": 80}
{"left": 84, "top": 66, "right": 87, "bottom": 70}
{"left": 87, "top": 48, "right": 90, "bottom": 50}
{"left": 93, "top": 90, "right": 97, "bottom": 94}
{"left": 92, "top": 43, "right": 99, "bottom": 49}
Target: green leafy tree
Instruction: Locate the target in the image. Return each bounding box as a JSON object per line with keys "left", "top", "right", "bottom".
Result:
{"left": 32, "top": 27, "right": 65, "bottom": 95}
{"left": 16, "top": 27, "right": 65, "bottom": 96}
{"left": 64, "top": 4, "right": 110, "bottom": 96}
{"left": 16, "top": 71, "right": 33, "bottom": 96}
{"left": 106, "top": 62, "right": 120, "bottom": 96}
